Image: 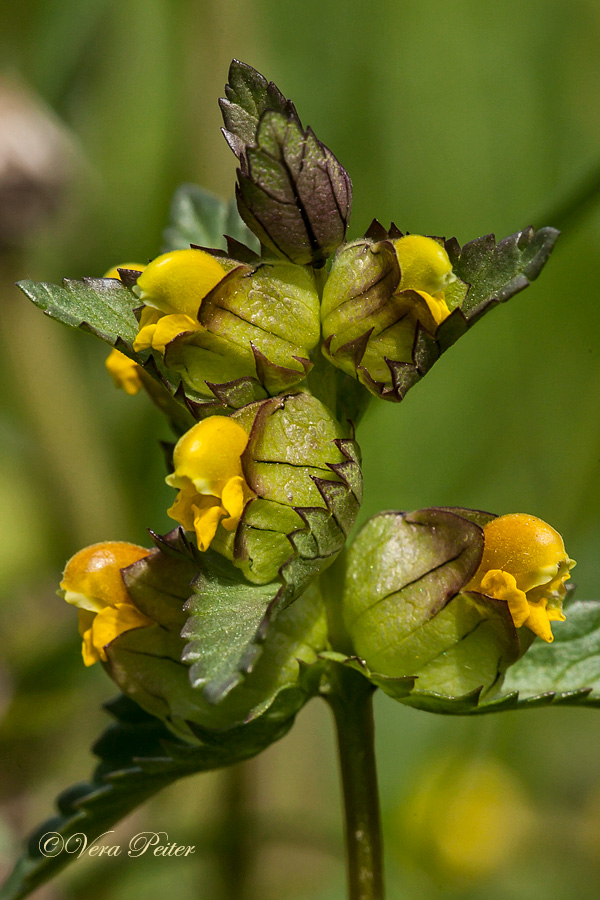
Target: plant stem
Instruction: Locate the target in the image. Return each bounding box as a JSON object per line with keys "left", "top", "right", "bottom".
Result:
{"left": 216, "top": 762, "right": 254, "bottom": 900}
{"left": 325, "top": 666, "right": 384, "bottom": 900}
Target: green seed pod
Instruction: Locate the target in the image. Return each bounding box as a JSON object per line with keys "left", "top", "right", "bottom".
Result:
{"left": 321, "top": 224, "right": 559, "bottom": 403}
{"left": 166, "top": 261, "right": 321, "bottom": 396}
{"left": 342, "top": 508, "right": 532, "bottom": 699}
{"left": 166, "top": 392, "right": 362, "bottom": 588}
{"left": 133, "top": 249, "right": 321, "bottom": 397}
{"left": 321, "top": 234, "right": 462, "bottom": 401}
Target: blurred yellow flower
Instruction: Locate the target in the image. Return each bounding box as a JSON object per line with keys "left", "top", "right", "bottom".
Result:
{"left": 467, "top": 513, "right": 576, "bottom": 642}
{"left": 61, "top": 542, "right": 152, "bottom": 666}
{"left": 399, "top": 755, "right": 533, "bottom": 884}
{"left": 166, "top": 416, "right": 255, "bottom": 551}
{"left": 105, "top": 348, "right": 142, "bottom": 395}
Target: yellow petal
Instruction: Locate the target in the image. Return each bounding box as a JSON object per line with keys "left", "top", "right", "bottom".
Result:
{"left": 170, "top": 416, "right": 249, "bottom": 496}
{"left": 90, "top": 602, "right": 154, "bottom": 662}
{"left": 136, "top": 248, "right": 226, "bottom": 317}
{"left": 81, "top": 625, "right": 98, "bottom": 666}
{"left": 220, "top": 475, "right": 251, "bottom": 530}
{"left": 479, "top": 514, "right": 574, "bottom": 592}
{"left": 166, "top": 479, "right": 198, "bottom": 531}
{"left": 523, "top": 601, "right": 555, "bottom": 643}
{"left": 138, "top": 306, "right": 163, "bottom": 328}
{"left": 147, "top": 313, "right": 200, "bottom": 353}
{"left": 132, "top": 307, "right": 164, "bottom": 352}
{"left": 105, "top": 348, "right": 142, "bottom": 395}
{"left": 394, "top": 235, "right": 455, "bottom": 295}
{"left": 478, "top": 569, "right": 530, "bottom": 628}
{"left": 547, "top": 606, "right": 566, "bottom": 623}
{"left": 133, "top": 322, "right": 157, "bottom": 352}
{"left": 191, "top": 499, "right": 226, "bottom": 551}
{"left": 411, "top": 290, "right": 451, "bottom": 330}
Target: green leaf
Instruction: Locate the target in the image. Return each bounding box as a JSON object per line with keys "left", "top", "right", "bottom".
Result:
{"left": 0, "top": 695, "right": 294, "bottom": 900}
{"left": 498, "top": 599, "right": 600, "bottom": 706}
{"left": 184, "top": 575, "right": 328, "bottom": 719}
{"left": 16, "top": 278, "right": 140, "bottom": 347}
{"left": 183, "top": 548, "right": 279, "bottom": 700}
{"left": 445, "top": 225, "right": 560, "bottom": 321}
{"left": 236, "top": 110, "right": 352, "bottom": 267}
{"left": 161, "top": 182, "right": 258, "bottom": 254}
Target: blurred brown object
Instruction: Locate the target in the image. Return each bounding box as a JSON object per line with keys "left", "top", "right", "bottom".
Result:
{"left": 0, "top": 75, "right": 75, "bottom": 250}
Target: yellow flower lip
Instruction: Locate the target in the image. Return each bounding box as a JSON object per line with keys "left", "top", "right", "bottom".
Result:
{"left": 136, "top": 248, "right": 226, "bottom": 319}
{"left": 166, "top": 416, "right": 255, "bottom": 551}
{"left": 61, "top": 542, "right": 152, "bottom": 666}
{"left": 467, "top": 513, "right": 576, "bottom": 643}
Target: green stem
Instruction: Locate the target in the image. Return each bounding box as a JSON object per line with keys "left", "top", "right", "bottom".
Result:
{"left": 325, "top": 666, "right": 384, "bottom": 900}
{"left": 216, "top": 762, "right": 254, "bottom": 900}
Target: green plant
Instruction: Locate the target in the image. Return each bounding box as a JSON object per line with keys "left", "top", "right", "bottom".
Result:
{"left": 2, "top": 60, "right": 599, "bottom": 900}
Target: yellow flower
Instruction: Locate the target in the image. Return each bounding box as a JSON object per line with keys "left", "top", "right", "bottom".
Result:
{"left": 399, "top": 755, "right": 533, "bottom": 884}
{"left": 467, "top": 513, "right": 576, "bottom": 643}
{"left": 166, "top": 416, "right": 255, "bottom": 551}
{"left": 133, "top": 309, "right": 198, "bottom": 354}
{"left": 393, "top": 234, "right": 455, "bottom": 330}
{"left": 132, "top": 249, "right": 226, "bottom": 354}
{"left": 60, "top": 542, "right": 153, "bottom": 666}
{"left": 105, "top": 348, "right": 143, "bottom": 395}
{"left": 103, "top": 263, "right": 145, "bottom": 394}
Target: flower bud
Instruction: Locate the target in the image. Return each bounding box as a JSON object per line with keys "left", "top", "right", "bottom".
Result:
{"left": 166, "top": 392, "right": 362, "bottom": 586}
{"left": 466, "top": 513, "right": 575, "bottom": 644}
{"left": 132, "top": 248, "right": 320, "bottom": 396}
{"left": 342, "top": 508, "right": 574, "bottom": 699}
{"left": 62, "top": 540, "right": 328, "bottom": 737}
{"left": 321, "top": 234, "right": 464, "bottom": 400}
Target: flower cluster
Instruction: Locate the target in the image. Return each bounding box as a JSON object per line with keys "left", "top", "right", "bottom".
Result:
{"left": 21, "top": 60, "right": 570, "bottom": 731}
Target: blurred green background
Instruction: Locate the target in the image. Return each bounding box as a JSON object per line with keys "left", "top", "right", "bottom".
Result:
{"left": 1, "top": 1, "right": 600, "bottom": 898}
